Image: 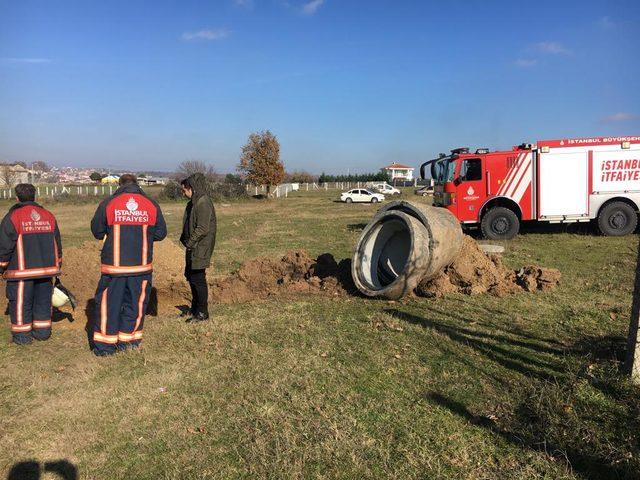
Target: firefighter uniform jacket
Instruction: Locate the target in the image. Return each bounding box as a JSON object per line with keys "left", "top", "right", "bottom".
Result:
{"left": 0, "top": 201, "right": 62, "bottom": 280}
{"left": 91, "top": 184, "right": 167, "bottom": 276}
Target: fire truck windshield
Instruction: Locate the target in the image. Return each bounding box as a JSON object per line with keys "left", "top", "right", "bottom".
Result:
{"left": 432, "top": 159, "right": 456, "bottom": 184}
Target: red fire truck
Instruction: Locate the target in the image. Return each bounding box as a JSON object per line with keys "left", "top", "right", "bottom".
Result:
{"left": 420, "top": 136, "right": 640, "bottom": 239}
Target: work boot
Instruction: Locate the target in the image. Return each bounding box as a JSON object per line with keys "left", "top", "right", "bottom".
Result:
{"left": 186, "top": 312, "right": 209, "bottom": 324}
{"left": 12, "top": 333, "right": 33, "bottom": 345}
{"left": 93, "top": 349, "right": 116, "bottom": 357}
{"left": 178, "top": 309, "right": 195, "bottom": 320}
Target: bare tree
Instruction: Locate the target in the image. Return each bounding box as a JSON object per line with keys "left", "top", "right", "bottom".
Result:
{"left": 0, "top": 165, "right": 18, "bottom": 188}
{"left": 173, "top": 160, "right": 216, "bottom": 182}
{"left": 238, "top": 130, "right": 284, "bottom": 196}
{"left": 30, "top": 160, "right": 51, "bottom": 172}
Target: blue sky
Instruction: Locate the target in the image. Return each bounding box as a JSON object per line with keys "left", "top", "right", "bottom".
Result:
{"left": 0, "top": 0, "right": 638, "bottom": 174}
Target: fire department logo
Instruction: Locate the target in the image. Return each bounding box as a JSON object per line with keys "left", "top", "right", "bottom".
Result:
{"left": 467, "top": 186, "right": 475, "bottom": 196}
{"left": 30, "top": 209, "right": 41, "bottom": 222}
{"left": 126, "top": 197, "right": 139, "bottom": 212}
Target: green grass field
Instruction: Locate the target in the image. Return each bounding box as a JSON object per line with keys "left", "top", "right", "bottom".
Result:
{"left": 0, "top": 188, "right": 638, "bottom": 479}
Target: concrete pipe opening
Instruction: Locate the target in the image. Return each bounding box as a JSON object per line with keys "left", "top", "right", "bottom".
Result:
{"left": 352, "top": 201, "right": 464, "bottom": 300}
{"left": 352, "top": 211, "right": 431, "bottom": 299}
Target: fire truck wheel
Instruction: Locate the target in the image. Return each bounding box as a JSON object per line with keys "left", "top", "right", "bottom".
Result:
{"left": 481, "top": 207, "right": 519, "bottom": 240}
{"left": 597, "top": 201, "right": 638, "bottom": 236}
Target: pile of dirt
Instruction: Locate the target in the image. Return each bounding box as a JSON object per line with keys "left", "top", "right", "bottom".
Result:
{"left": 415, "top": 236, "right": 561, "bottom": 298}
{"left": 209, "top": 251, "right": 354, "bottom": 304}
{"left": 0, "top": 235, "right": 560, "bottom": 326}
{"left": 0, "top": 240, "right": 355, "bottom": 324}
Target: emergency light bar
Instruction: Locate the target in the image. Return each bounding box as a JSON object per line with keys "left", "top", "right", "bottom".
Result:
{"left": 475, "top": 148, "right": 489, "bottom": 154}
{"left": 451, "top": 147, "right": 469, "bottom": 154}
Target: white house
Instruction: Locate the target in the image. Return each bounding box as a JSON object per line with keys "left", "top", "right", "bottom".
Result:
{"left": 0, "top": 164, "right": 34, "bottom": 186}
{"left": 381, "top": 162, "right": 414, "bottom": 182}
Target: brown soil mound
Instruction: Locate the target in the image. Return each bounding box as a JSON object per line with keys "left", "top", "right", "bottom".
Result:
{"left": 210, "top": 250, "right": 353, "bottom": 304}
{"left": 0, "top": 240, "right": 355, "bottom": 326}
{"left": 0, "top": 235, "right": 559, "bottom": 327}
{"left": 415, "top": 236, "right": 561, "bottom": 298}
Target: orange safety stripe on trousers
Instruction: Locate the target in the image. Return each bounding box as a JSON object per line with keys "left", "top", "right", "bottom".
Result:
{"left": 32, "top": 319, "right": 52, "bottom": 329}
{"left": 134, "top": 279, "right": 148, "bottom": 332}
{"left": 16, "top": 280, "right": 24, "bottom": 326}
{"left": 11, "top": 323, "right": 32, "bottom": 333}
{"left": 117, "top": 331, "right": 143, "bottom": 342}
{"left": 113, "top": 224, "right": 121, "bottom": 266}
{"left": 100, "top": 288, "right": 108, "bottom": 335}
{"left": 93, "top": 332, "right": 118, "bottom": 344}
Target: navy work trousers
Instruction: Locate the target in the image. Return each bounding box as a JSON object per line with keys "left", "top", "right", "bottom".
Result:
{"left": 93, "top": 273, "right": 152, "bottom": 355}
{"left": 6, "top": 278, "right": 53, "bottom": 344}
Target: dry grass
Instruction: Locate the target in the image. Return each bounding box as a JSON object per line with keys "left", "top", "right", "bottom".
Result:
{"left": 0, "top": 188, "right": 638, "bottom": 479}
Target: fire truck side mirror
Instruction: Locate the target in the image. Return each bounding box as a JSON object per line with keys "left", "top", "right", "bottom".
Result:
{"left": 453, "top": 176, "right": 462, "bottom": 186}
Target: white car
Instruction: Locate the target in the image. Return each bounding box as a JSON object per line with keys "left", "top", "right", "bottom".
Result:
{"left": 341, "top": 189, "right": 385, "bottom": 204}
{"left": 376, "top": 184, "right": 401, "bottom": 195}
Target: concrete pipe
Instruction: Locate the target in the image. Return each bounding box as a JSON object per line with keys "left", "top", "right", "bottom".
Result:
{"left": 352, "top": 201, "right": 463, "bottom": 299}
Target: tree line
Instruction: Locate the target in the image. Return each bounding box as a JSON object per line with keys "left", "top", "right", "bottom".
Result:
{"left": 318, "top": 172, "right": 390, "bottom": 183}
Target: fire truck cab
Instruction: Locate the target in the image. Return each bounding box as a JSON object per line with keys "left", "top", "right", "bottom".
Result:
{"left": 421, "top": 136, "right": 640, "bottom": 239}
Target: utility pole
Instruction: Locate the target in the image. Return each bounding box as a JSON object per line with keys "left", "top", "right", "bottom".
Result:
{"left": 625, "top": 235, "right": 640, "bottom": 383}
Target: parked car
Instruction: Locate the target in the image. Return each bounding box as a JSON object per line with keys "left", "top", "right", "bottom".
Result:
{"left": 340, "top": 189, "right": 385, "bottom": 203}
{"left": 373, "top": 184, "right": 401, "bottom": 195}
{"left": 415, "top": 185, "right": 434, "bottom": 196}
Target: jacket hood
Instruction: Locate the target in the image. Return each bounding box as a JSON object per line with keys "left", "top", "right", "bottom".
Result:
{"left": 114, "top": 183, "right": 144, "bottom": 196}
{"left": 188, "top": 172, "right": 209, "bottom": 199}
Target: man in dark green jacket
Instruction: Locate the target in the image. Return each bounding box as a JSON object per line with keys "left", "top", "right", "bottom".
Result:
{"left": 180, "top": 173, "right": 216, "bottom": 322}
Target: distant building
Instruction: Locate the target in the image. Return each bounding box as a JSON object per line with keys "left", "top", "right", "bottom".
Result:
{"left": 0, "top": 164, "right": 34, "bottom": 186}
{"left": 138, "top": 176, "right": 167, "bottom": 186}
{"left": 381, "top": 162, "right": 414, "bottom": 182}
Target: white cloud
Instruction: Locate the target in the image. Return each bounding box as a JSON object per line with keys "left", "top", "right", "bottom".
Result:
{"left": 532, "top": 41, "right": 571, "bottom": 55}
{"left": 181, "top": 29, "right": 230, "bottom": 41}
{"left": 601, "top": 112, "right": 638, "bottom": 123}
{"left": 302, "top": 0, "right": 325, "bottom": 15}
{"left": 1, "top": 57, "right": 52, "bottom": 64}
{"left": 514, "top": 58, "right": 537, "bottom": 68}
{"left": 598, "top": 16, "right": 614, "bottom": 29}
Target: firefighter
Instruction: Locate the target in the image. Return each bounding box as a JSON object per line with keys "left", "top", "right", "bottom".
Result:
{"left": 0, "top": 183, "right": 62, "bottom": 345}
{"left": 180, "top": 173, "right": 216, "bottom": 323}
{"left": 90, "top": 174, "right": 167, "bottom": 356}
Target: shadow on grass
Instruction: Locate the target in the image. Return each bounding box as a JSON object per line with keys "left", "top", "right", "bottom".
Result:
{"left": 463, "top": 219, "right": 613, "bottom": 239}
{"left": 386, "top": 308, "right": 564, "bottom": 381}
{"left": 7, "top": 459, "right": 78, "bottom": 480}
{"left": 426, "top": 392, "right": 633, "bottom": 480}
{"left": 389, "top": 306, "right": 640, "bottom": 478}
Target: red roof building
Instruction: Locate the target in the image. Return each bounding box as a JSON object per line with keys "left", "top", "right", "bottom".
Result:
{"left": 381, "top": 162, "right": 415, "bottom": 181}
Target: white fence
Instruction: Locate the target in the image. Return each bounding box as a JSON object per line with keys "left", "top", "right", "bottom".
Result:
{"left": 246, "top": 182, "right": 381, "bottom": 198}
{"left": 0, "top": 185, "right": 117, "bottom": 200}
